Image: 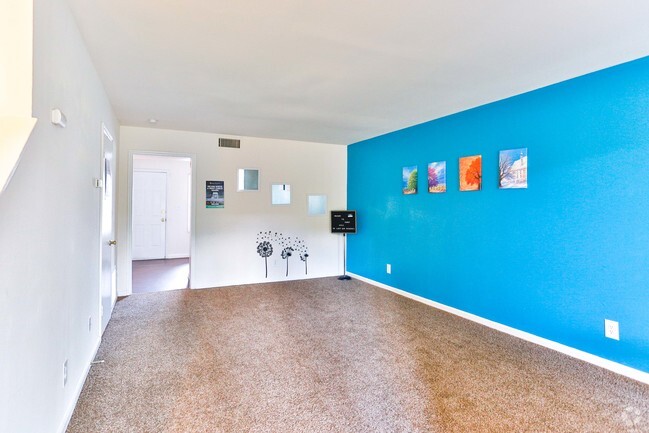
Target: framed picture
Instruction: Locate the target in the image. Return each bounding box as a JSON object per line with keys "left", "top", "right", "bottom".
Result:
{"left": 307, "top": 194, "right": 327, "bottom": 215}
{"left": 499, "top": 148, "right": 528, "bottom": 189}
{"left": 206, "top": 180, "right": 224, "bottom": 208}
{"left": 271, "top": 184, "right": 291, "bottom": 205}
{"left": 402, "top": 165, "right": 418, "bottom": 194}
{"left": 459, "top": 155, "right": 481, "bottom": 191}
{"left": 428, "top": 161, "right": 446, "bottom": 193}
{"left": 237, "top": 168, "right": 259, "bottom": 191}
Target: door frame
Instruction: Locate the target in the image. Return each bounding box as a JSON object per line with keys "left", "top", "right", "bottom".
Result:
{"left": 126, "top": 150, "right": 196, "bottom": 295}
{"left": 99, "top": 123, "right": 116, "bottom": 333}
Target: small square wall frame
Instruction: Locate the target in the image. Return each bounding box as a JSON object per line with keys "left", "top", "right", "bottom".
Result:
{"left": 271, "top": 184, "right": 291, "bottom": 205}
{"left": 237, "top": 168, "right": 259, "bottom": 191}
{"left": 307, "top": 194, "right": 327, "bottom": 215}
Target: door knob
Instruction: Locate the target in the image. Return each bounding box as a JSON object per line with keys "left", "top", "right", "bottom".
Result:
{"left": 108, "top": 240, "right": 117, "bottom": 246}
{"left": 161, "top": 218, "right": 166, "bottom": 222}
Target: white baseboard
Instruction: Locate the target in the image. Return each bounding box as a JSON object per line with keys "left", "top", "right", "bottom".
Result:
{"left": 347, "top": 272, "right": 649, "bottom": 386}
{"left": 57, "top": 337, "right": 102, "bottom": 433}
{"left": 165, "top": 254, "right": 190, "bottom": 259}
{"left": 131, "top": 254, "right": 189, "bottom": 261}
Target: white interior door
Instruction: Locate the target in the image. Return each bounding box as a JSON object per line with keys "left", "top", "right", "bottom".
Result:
{"left": 100, "top": 125, "right": 116, "bottom": 333}
{"left": 132, "top": 170, "right": 167, "bottom": 260}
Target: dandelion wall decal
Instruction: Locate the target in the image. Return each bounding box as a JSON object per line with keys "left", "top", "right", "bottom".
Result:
{"left": 256, "top": 231, "right": 274, "bottom": 277}
{"left": 295, "top": 238, "right": 309, "bottom": 274}
{"left": 281, "top": 246, "right": 294, "bottom": 277}
{"left": 255, "top": 231, "right": 309, "bottom": 278}
{"left": 276, "top": 234, "right": 292, "bottom": 277}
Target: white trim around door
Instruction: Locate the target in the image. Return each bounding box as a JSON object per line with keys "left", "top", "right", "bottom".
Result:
{"left": 123, "top": 150, "right": 196, "bottom": 296}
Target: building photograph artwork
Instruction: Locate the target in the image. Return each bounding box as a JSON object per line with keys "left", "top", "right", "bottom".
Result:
{"left": 402, "top": 165, "right": 418, "bottom": 194}
{"left": 499, "top": 148, "right": 528, "bottom": 189}
{"left": 428, "top": 161, "right": 447, "bottom": 193}
{"left": 459, "top": 155, "right": 482, "bottom": 191}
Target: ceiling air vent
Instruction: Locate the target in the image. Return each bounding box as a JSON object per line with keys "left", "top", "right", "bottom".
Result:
{"left": 218, "top": 138, "right": 240, "bottom": 148}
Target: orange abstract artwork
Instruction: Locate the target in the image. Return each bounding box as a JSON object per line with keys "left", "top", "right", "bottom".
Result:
{"left": 459, "top": 155, "right": 482, "bottom": 191}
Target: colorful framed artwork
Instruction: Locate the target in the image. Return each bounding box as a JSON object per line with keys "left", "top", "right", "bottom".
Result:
{"left": 402, "top": 166, "right": 418, "bottom": 194}
{"left": 459, "top": 155, "right": 482, "bottom": 191}
{"left": 428, "top": 161, "right": 446, "bottom": 193}
{"left": 499, "top": 148, "right": 528, "bottom": 189}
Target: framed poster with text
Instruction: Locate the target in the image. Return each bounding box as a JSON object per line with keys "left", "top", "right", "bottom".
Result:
{"left": 206, "top": 181, "right": 224, "bottom": 208}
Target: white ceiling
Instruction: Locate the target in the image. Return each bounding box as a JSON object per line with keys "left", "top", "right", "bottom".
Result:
{"left": 65, "top": 0, "right": 649, "bottom": 145}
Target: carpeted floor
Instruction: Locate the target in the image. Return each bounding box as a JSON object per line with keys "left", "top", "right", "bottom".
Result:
{"left": 67, "top": 278, "right": 649, "bottom": 432}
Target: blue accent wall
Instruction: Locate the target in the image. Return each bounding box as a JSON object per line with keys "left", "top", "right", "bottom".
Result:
{"left": 347, "top": 56, "right": 649, "bottom": 373}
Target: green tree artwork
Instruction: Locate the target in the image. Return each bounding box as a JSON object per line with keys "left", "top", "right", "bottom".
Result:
{"left": 402, "top": 166, "right": 418, "bottom": 194}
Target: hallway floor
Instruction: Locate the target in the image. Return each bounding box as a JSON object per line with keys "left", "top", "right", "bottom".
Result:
{"left": 132, "top": 258, "right": 189, "bottom": 294}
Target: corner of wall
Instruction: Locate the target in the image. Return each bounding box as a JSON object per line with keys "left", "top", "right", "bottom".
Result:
{"left": 0, "top": 116, "right": 38, "bottom": 194}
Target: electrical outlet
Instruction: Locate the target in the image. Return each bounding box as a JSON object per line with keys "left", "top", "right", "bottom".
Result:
{"left": 605, "top": 319, "right": 619, "bottom": 340}
{"left": 386, "top": 264, "right": 391, "bottom": 274}
{"left": 63, "top": 360, "right": 68, "bottom": 387}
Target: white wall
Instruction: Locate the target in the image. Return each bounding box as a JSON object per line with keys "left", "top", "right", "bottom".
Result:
{"left": 0, "top": 0, "right": 38, "bottom": 194}
{"left": 118, "top": 127, "right": 347, "bottom": 293}
{"left": 0, "top": 0, "right": 32, "bottom": 118}
{"left": 133, "top": 155, "right": 191, "bottom": 259}
{"left": 0, "top": 0, "right": 118, "bottom": 431}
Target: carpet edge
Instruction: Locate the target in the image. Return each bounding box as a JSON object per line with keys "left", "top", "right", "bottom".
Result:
{"left": 347, "top": 272, "right": 649, "bottom": 386}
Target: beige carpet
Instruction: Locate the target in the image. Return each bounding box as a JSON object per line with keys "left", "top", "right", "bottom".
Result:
{"left": 67, "top": 278, "right": 649, "bottom": 432}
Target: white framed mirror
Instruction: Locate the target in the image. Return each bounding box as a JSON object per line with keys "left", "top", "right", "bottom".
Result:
{"left": 307, "top": 194, "right": 327, "bottom": 215}
{"left": 237, "top": 168, "right": 259, "bottom": 191}
{"left": 271, "top": 184, "right": 291, "bottom": 205}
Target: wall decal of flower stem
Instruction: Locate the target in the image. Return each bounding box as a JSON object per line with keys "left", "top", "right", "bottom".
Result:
{"left": 256, "top": 231, "right": 274, "bottom": 278}
{"left": 278, "top": 234, "right": 295, "bottom": 277}
{"left": 295, "top": 238, "right": 309, "bottom": 274}
{"left": 281, "top": 246, "right": 294, "bottom": 276}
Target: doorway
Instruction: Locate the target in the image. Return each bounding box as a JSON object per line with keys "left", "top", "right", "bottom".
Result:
{"left": 131, "top": 154, "right": 193, "bottom": 293}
